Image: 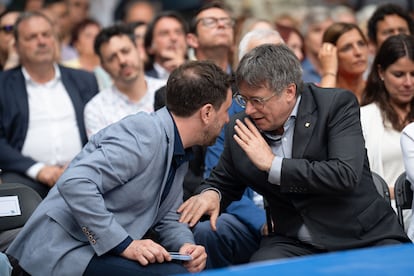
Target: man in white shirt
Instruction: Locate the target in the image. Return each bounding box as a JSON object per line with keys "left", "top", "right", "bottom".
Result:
{"left": 0, "top": 11, "right": 98, "bottom": 198}
{"left": 84, "top": 24, "right": 165, "bottom": 138}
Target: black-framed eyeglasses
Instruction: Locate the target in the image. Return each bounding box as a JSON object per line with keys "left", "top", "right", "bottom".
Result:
{"left": 0, "top": 25, "right": 14, "bottom": 34}
{"left": 196, "top": 17, "right": 235, "bottom": 29}
{"left": 234, "top": 92, "right": 277, "bottom": 109}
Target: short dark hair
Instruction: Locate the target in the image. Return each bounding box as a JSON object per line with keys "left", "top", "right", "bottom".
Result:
{"left": 367, "top": 3, "right": 414, "bottom": 44}
{"left": 166, "top": 60, "right": 231, "bottom": 117}
{"left": 189, "top": 1, "right": 233, "bottom": 34}
{"left": 143, "top": 10, "right": 188, "bottom": 68}
{"left": 14, "top": 11, "right": 53, "bottom": 43}
{"left": 94, "top": 24, "right": 135, "bottom": 58}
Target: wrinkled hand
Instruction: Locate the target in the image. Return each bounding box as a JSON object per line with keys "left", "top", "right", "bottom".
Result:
{"left": 180, "top": 243, "right": 207, "bottom": 273}
{"left": 233, "top": 118, "right": 275, "bottom": 172}
{"left": 121, "top": 239, "right": 171, "bottom": 266}
{"left": 36, "top": 165, "right": 65, "bottom": 187}
{"left": 178, "top": 190, "right": 220, "bottom": 230}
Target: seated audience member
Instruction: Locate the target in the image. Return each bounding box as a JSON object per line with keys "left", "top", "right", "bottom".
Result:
{"left": 367, "top": 3, "right": 414, "bottom": 54}
{"left": 191, "top": 29, "right": 285, "bottom": 269}
{"left": 179, "top": 44, "right": 410, "bottom": 264}
{"left": 0, "top": 11, "right": 98, "bottom": 198}
{"left": 126, "top": 20, "right": 148, "bottom": 63}
{"left": 144, "top": 11, "right": 188, "bottom": 80}
{"left": 233, "top": 17, "right": 274, "bottom": 68}
{"left": 120, "top": 0, "right": 159, "bottom": 24}
{"left": 0, "top": 10, "right": 19, "bottom": 70}
{"left": 84, "top": 24, "right": 165, "bottom": 138}
{"left": 6, "top": 60, "right": 233, "bottom": 276}
{"left": 318, "top": 22, "right": 369, "bottom": 103}
{"left": 64, "top": 18, "right": 112, "bottom": 90}
{"left": 300, "top": 6, "right": 333, "bottom": 83}
{"left": 361, "top": 34, "right": 414, "bottom": 229}
{"left": 276, "top": 23, "right": 305, "bottom": 62}
{"left": 401, "top": 122, "right": 414, "bottom": 241}
{"left": 42, "top": 0, "right": 70, "bottom": 62}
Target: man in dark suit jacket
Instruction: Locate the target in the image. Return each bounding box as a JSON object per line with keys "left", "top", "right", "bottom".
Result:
{"left": 179, "top": 44, "right": 410, "bottom": 262}
{"left": 0, "top": 11, "right": 98, "bottom": 198}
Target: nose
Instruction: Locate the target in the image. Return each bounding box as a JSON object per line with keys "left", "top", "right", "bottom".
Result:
{"left": 403, "top": 74, "right": 414, "bottom": 86}
{"left": 244, "top": 101, "right": 256, "bottom": 115}
{"left": 117, "top": 53, "right": 127, "bottom": 64}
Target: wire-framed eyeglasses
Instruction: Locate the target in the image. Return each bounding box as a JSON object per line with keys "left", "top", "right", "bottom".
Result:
{"left": 234, "top": 92, "right": 277, "bottom": 109}
{"left": 196, "top": 17, "right": 235, "bottom": 29}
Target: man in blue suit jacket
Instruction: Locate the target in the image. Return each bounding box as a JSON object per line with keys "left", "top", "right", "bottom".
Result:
{"left": 0, "top": 11, "right": 98, "bottom": 198}
{"left": 7, "top": 60, "right": 233, "bottom": 275}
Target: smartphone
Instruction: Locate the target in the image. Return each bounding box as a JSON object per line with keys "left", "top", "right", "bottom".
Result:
{"left": 169, "top": 252, "right": 192, "bottom": 261}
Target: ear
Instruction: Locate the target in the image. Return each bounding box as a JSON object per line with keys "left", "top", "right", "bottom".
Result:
{"left": 186, "top": 33, "right": 199, "bottom": 49}
{"left": 285, "top": 83, "right": 297, "bottom": 102}
{"left": 200, "top": 103, "right": 214, "bottom": 124}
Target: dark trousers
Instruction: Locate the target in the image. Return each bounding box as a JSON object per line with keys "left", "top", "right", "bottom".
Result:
{"left": 250, "top": 234, "right": 404, "bottom": 262}
{"left": 84, "top": 255, "right": 188, "bottom": 276}
{"left": 193, "top": 213, "right": 261, "bottom": 268}
{"left": 1, "top": 172, "right": 49, "bottom": 198}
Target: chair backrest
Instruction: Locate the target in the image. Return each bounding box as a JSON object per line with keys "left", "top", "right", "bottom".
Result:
{"left": 394, "top": 172, "right": 413, "bottom": 229}
{"left": 371, "top": 171, "right": 391, "bottom": 204}
{"left": 0, "top": 183, "right": 42, "bottom": 231}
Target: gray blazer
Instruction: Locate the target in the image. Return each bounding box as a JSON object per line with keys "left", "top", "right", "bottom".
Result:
{"left": 7, "top": 108, "right": 195, "bottom": 275}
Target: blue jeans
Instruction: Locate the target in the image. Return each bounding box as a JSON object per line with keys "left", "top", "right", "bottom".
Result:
{"left": 84, "top": 254, "right": 188, "bottom": 276}
{"left": 193, "top": 213, "right": 261, "bottom": 269}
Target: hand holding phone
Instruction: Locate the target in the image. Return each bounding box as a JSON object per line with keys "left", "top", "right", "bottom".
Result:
{"left": 169, "top": 252, "right": 192, "bottom": 261}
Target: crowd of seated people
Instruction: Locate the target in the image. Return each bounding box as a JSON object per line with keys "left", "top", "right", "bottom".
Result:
{"left": 1, "top": 0, "right": 414, "bottom": 275}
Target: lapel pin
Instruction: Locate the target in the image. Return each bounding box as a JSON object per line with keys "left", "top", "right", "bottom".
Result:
{"left": 304, "top": 122, "right": 310, "bottom": 128}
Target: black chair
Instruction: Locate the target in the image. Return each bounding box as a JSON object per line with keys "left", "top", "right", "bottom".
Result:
{"left": 371, "top": 171, "right": 391, "bottom": 204}
{"left": 0, "top": 183, "right": 42, "bottom": 231}
{"left": 394, "top": 172, "right": 413, "bottom": 229}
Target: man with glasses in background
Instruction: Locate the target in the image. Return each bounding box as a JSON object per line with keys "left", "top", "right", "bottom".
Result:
{"left": 179, "top": 44, "right": 410, "bottom": 263}
{"left": 0, "top": 9, "right": 19, "bottom": 70}
{"left": 187, "top": 1, "right": 234, "bottom": 74}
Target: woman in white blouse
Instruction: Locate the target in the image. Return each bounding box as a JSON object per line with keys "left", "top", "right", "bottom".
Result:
{"left": 360, "top": 35, "right": 414, "bottom": 229}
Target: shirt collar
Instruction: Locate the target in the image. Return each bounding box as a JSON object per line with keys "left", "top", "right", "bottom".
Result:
{"left": 21, "top": 63, "right": 61, "bottom": 85}
{"left": 263, "top": 95, "right": 302, "bottom": 141}
{"left": 169, "top": 112, "right": 194, "bottom": 167}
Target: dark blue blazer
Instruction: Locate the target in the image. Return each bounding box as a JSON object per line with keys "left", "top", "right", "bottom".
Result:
{"left": 0, "top": 65, "right": 99, "bottom": 174}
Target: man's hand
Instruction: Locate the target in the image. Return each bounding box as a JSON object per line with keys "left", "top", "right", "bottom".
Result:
{"left": 160, "top": 48, "right": 186, "bottom": 72}
{"left": 233, "top": 118, "right": 275, "bottom": 172}
{"left": 121, "top": 239, "right": 171, "bottom": 266}
{"left": 178, "top": 190, "right": 220, "bottom": 230}
{"left": 180, "top": 243, "right": 207, "bottom": 273}
{"left": 36, "top": 165, "right": 65, "bottom": 187}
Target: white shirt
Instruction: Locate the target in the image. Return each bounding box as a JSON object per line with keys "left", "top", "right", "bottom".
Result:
{"left": 84, "top": 76, "right": 165, "bottom": 138}
{"left": 21, "top": 64, "right": 83, "bottom": 179}
{"left": 401, "top": 122, "right": 414, "bottom": 241}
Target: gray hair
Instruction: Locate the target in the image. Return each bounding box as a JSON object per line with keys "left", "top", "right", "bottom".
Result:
{"left": 236, "top": 44, "right": 303, "bottom": 95}
{"left": 238, "top": 29, "right": 284, "bottom": 61}
{"left": 300, "top": 6, "right": 332, "bottom": 36}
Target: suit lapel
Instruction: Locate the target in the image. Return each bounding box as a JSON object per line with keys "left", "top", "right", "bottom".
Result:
{"left": 292, "top": 85, "right": 317, "bottom": 158}
{"left": 11, "top": 68, "right": 30, "bottom": 134}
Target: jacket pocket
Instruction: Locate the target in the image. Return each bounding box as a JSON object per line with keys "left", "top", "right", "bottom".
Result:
{"left": 357, "top": 197, "right": 389, "bottom": 233}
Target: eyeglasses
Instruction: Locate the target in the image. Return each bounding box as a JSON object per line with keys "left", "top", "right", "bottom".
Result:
{"left": 196, "top": 17, "right": 234, "bottom": 29}
{"left": 234, "top": 92, "right": 277, "bottom": 109}
{"left": 0, "top": 25, "right": 13, "bottom": 34}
